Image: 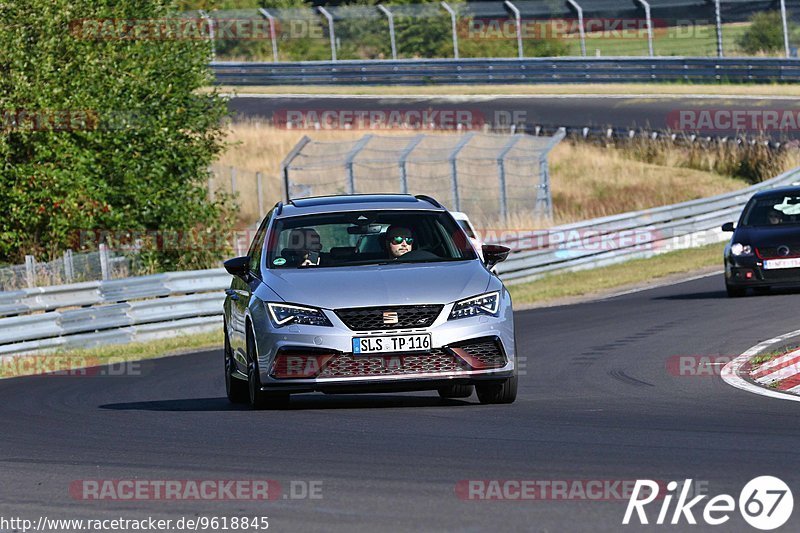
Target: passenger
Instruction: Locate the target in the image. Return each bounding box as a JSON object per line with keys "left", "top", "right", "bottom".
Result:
{"left": 768, "top": 209, "right": 783, "bottom": 225}
{"left": 384, "top": 226, "right": 414, "bottom": 259}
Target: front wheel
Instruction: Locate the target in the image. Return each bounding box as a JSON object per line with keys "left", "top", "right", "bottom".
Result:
{"left": 476, "top": 375, "right": 517, "bottom": 404}
{"left": 225, "top": 328, "right": 248, "bottom": 403}
{"left": 726, "top": 283, "right": 746, "bottom": 298}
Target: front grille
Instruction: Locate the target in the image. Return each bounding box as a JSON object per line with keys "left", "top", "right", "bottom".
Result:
{"left": 757, "top": 245, "right": 800, "bottom": 259}
{"left": 451, "top": 338, "right": 507, "bottom": 369}
{"left": 335, "top": 305, "right": 443, "bottom": 331}
{"left": 318, "top": 349, "right": 462, "bottom": 378}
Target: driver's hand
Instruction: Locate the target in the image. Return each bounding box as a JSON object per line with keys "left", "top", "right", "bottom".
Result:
{"left": 300, "top": 257, "right": 320, "bottom": 267}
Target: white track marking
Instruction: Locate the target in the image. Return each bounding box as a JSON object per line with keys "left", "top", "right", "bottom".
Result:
{"left": 228, "top": 93, "right": 798, "bottom": 101}
{"left": 722, "top": 329, "right": 800, "bottom": 403}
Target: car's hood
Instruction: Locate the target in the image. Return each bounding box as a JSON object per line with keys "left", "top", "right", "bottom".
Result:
{"left": 264, "top": 260, "right": 492, "bottom": 309}
{"left": 734, "top": 226, "right": 800, "bottom": 246}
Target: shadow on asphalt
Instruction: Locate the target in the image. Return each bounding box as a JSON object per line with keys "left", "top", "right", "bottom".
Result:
{"left": 99, "top": 395, "right": 474, "bottom": 411}
{"left": 655, "top": 287, "right": 800, "bottom": 301}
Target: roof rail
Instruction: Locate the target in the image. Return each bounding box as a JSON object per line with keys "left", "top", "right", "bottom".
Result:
{"left": 414, "top": 194, "right": 443, "bottom": 208}
{"left": 274, "top": 201, "right": 283, "bottom": 215}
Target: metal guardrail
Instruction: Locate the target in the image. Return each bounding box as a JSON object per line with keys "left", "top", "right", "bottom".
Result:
{"left": 494, "top": 165, "right": 800, "bottom": 283}
{"left": 2, "top": 164, "right": 799, "bottom": 356}
{"left": 212, "top": 57, "right": 800, "bottom": 85}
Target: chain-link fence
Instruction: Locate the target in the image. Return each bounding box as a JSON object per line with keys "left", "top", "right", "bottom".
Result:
{"left": 195, "top": 1, "right": 799, "bottom": 62}
{"left": 0, "top": 247, "right": 138, "bottom": 291}
{"left": 280, "top": 132, "right": 564, "bottom": 228}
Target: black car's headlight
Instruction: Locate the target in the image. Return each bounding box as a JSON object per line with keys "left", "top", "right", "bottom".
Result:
{"left": 449, "top": 291, "right": 500, "bottom": 320}
{"left": 267, "top": 303, "right": 333, "bottom": 327}
{"left": 731, "top": 243, "right": 753, "bottom": 256}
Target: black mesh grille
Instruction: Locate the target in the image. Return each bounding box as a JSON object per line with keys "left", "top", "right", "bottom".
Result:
{"left": 335, "top": 305, "right": 443, "bottom": 331}
{"left": 452, "top": 339, "right": 507, "bottom": 368}
{"left": 757, "top": 245, "right": 800, "bottom": 259}
{"left": 318, "top": 349, "right": 462, "bottom": 378}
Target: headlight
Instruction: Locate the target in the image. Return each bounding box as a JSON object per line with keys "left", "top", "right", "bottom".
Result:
{"left": 731, "top": 243, "right": 753, "bottom": 256}
{"left": 267, "top": 303, "right": 332, "bottom": 327}
{"left": 449, "top": 291, "right": 500, "bottom": 320}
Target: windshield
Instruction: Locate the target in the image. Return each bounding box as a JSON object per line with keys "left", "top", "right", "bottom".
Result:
{"left": 741, "top": 195, "right": 800, "bottom": 227}
{"left": 266, "top": 210, "right": 477, "bottom": 269}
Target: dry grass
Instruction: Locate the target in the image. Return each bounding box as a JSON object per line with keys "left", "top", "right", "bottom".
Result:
{"left": 548, "top": 142, "right": 750, "bottom": 223}
{"left": 215, "top": 123, "right": 757, "bottom": 228}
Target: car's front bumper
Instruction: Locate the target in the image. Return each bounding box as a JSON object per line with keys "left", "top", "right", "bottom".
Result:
{"left": 250, "top": 299, "right": 516, "bottom": 393}
{"left": 725, "top": 255, "right": 800, "bottom": 288}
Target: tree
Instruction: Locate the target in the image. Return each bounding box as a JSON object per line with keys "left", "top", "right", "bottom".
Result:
{"left": 737, "top": 11, "right": 789, "bottom": 55}
{"left": 0, "top": 0, "right": 233, "bottom": 270}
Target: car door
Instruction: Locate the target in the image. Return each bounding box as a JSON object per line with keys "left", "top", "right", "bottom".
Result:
{"left": 229, "top": 215, "right": 270, "bottom": 369}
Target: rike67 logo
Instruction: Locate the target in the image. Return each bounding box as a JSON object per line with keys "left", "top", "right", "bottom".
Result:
{"left": 623, "top": 477, "right": 793, "bottom": 530}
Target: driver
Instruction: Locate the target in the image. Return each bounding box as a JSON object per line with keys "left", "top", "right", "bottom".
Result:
{"left": 768, "top": 209, "right": 784, "bottom": 225}
{"left": 286, "top": 228, "right": 322, "bottom": 266}
{"left": 384, "top": 226, "right": 414, "bottom": 259}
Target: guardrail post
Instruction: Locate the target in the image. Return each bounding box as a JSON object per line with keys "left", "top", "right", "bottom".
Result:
{"left": 199, "top": 10, "right": 215, "bottom": 62}
{"left": 25, "top": 255, "right": 36, "bottom": 288}
{"left": 713, "top": 0, "right": 723, "bottom": 57}
{"left": 635, "top": 0, "right": 654, "bottom": 56}
{"left": 504, "top": 0, "right": 524, "bottom": 58}
{"left": 780, "top": 0, "right": 791, "bottom": 58}
{"left": 566, "top": 0, "right": 586, "bottom": 57}
{"left": 344, "top": 135, "right": 374, "bottom": 194}
{"left": 280, "top": 135, "right": 311, "bottom": 202}
{"left": 318, "top": 6, "right": 337, "bottom": 62}
{"left": 258, "top": 8, "right": 280, "bottom": 62}
{"left": 447, "top": 132, "right": 475, "bottom": 211}
{"left": 441, "top": 1, "right": 460, "bottom": 59}
{"left": 398, "top": 134, "right": 425, "bottom": 194}
{"left": 63, "top": 250, "right": 74, "bottom": 284}
{"left": 377, "top": 5, "right": 398, "bottom": 60}
{"left": 99, "top": 243, "right": 110, "bottom": 281}
{"left": 256, "top": 171, "right": 265, "bottom": 218}
{"left": 497, "top": 135, "right": 522, "bottom": 223}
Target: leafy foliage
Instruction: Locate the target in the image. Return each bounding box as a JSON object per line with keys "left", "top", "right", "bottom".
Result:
{"left": 0, "top": 0, "right": 234, "bottom": 270}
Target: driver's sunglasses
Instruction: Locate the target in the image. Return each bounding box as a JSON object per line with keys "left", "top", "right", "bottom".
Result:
{"left": 391, "top": 236, "right": 414, "bottom": 245}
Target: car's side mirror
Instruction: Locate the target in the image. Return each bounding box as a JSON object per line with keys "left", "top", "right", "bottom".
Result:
{"left": 482, "top": 244, "right": 510, "bottom": 270}
{"left": 224, "top": 256, "right": 251, "bottom": 280}
{"left": 721, "top": 222, "right": 735, "bottom": 232}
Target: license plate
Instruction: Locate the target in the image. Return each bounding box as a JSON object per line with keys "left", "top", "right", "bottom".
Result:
{"left": 763, "top": 258, "right": 800, "bottom": 270}
{"left": 352, "top": 334, "right": 432, "bottom": 355}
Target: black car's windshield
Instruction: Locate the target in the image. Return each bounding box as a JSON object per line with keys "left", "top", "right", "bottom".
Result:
{"left": 266, "top": 210, "right": 477, "bottom": 269}
{"left": 741, "top": 195, "right": 800, "bottom": 227}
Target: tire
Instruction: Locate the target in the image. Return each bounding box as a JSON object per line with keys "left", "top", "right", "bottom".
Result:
{"left": 224, "top": 327, "right": 248, "bottom": 404}
{"left": 437, "top": 384, "right": 474, "bottom": 399}
{"left": 246, "top": 328, "right": 290, "bottom": 410}
{"left": 476, "top": 375, "right": 517, "bottom": 405}
{"left": 726, "top": 283, "right": 746, "bottom": 298}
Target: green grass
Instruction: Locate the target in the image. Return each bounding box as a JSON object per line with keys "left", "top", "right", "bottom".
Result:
{"left": 0, "top": 331, "right": 221, "bottom": 379}
{"left": 750, "top": 345, "right": 798, "bottom": 367}
{"left": 509, "top": 242, "right": 725, "bottom": 305}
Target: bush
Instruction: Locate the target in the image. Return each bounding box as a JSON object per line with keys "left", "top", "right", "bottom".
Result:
{"left": 0, "top": 0, "right": 234, "bottom": 270}
{"left": 737, "top": 11, "right": 787, "bottom": 55}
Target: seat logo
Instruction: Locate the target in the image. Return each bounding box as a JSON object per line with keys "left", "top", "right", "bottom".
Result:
{"left": 778, "top": 245, "right": 791, "bottom": 257}
{"left": 383, "top": 312, "right": 399, "bottom": 325}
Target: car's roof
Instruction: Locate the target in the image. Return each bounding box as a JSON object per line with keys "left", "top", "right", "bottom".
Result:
{"left": 276, "top": 194, "right": 446, "bottom": 217}
{"left": 752, "top": 186, "right": 800, "bottom": 199}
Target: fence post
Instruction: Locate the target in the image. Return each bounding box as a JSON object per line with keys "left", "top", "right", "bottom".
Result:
{"left": 377, "top": 5, "right": 398, "bottom": 60}
{"left": 398, "top": 135, "right": 425, "bottom": 194}
{"left": 344, "top": 135, "right": 374, "bottom": 194}
{"left": 447, "top": 132, "right": 475, "bottom": 211}
{"left": 780, "top": 0, "right": 791, "bottom": 58}
{"left": 64, "top": 249, "right": 74, "bottom": 284}
{"left": 230, "top": 166, "right": 237, "bottom": 196}
{"left": 318, "top": 6, "right": 337, "bottom": 61}
{"left": 635, "top": 0, "right": 654, "bottom": 56}
{"left": 99, "top": 243, "right": 110, "bottom": 281}
{"left": 497, "top": 135, "right": 522, "bottom": 224}
{"left": 25, "top": 255, "right": 36, "bottom": 288}
{"left": 199, "top": 10, "right": 215, "bottom": 62}
{"left": 536, "top": 128, "right": 566, "bottom": 220}
{"left": 207, "top": 174, "right": 214, "bottom": 201}
{"left": 258, "top": 8, "right": 279, "bottom": 62}
{"left": 280, "top": 135, "right": 312, "bottom": 202}
{"left": 566, "top": 0, "right": 586, "bottom": 57}
{"left": 441, "top": 2, "right": 459, "bottom": 59}
{"left": 714, "top": 0, "right": 723, "bottom": 57}
{"left": 504, "top": 0, "right": 524, "bottom": 58}
{"left": 256, "top": 171, "right": 265, "bottom": 219}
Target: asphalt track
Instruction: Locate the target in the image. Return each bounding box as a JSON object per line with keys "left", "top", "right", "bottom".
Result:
{"left": 228, "top": 95, "right": 800, "bottom": 138}
{"left": 3, "top": 273, "right": 800, "bottom": 532}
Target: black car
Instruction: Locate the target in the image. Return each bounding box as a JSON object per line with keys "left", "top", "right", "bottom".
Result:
{"left": 723, "top": 186, "right": 800, "bottom": 297}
